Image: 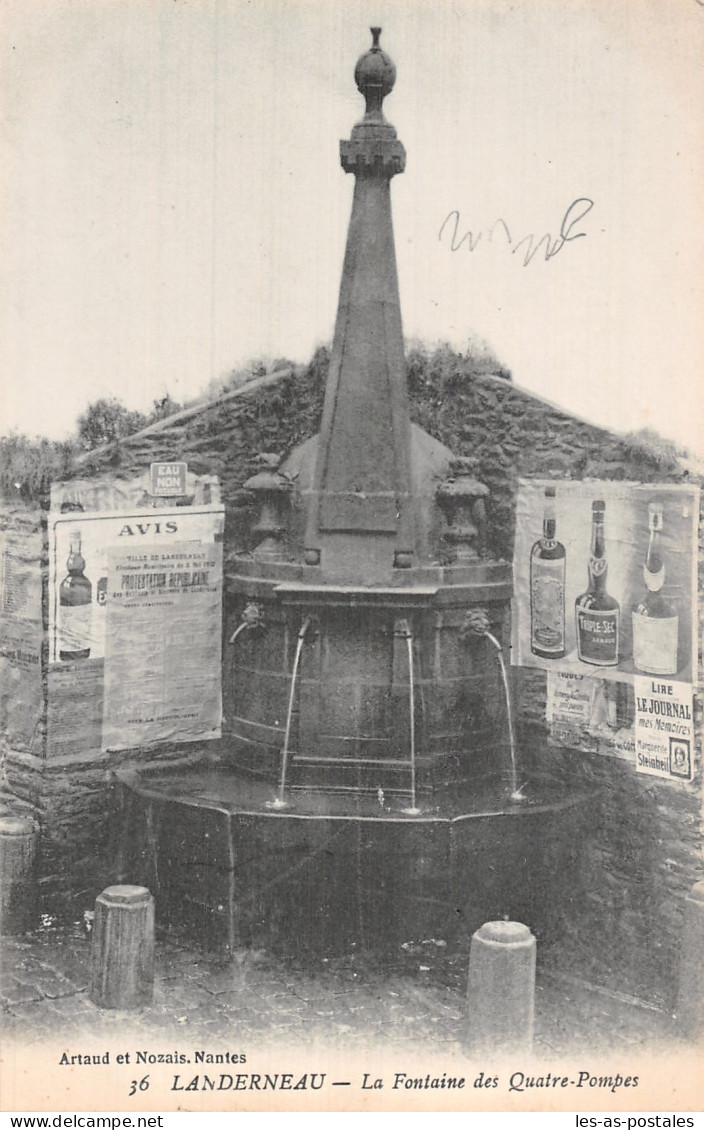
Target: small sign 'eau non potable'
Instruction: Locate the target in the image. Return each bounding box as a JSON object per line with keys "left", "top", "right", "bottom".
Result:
{"left": 150, "top": 462, "right": 187, "bottom": 497}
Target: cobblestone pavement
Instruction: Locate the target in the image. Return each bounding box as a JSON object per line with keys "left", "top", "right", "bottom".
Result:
{"left": 1, "top": 919, "right": 679, "bottom": 1053}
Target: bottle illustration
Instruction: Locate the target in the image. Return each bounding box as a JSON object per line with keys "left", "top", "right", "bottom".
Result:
{"left": 59, "top": 531, "right": 92, "bottom": 660}
{"left": 631, "top": 502, "right": 678, "bottom": 675}
{"left": 575, "top": 500, "right": 620, "bottom": 666}
{"left": 588, "top": 681, "right": 634, "bottom": 732}
{"left": 530, "top": 485, "right": 566, "bottom": 658}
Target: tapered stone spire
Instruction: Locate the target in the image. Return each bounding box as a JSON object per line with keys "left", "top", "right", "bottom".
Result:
{"left": 304, "top": 29, "right": 415, "bottom": 579}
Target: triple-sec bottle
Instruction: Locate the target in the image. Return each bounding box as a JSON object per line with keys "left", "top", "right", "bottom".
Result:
{"left": 631, "top": 502, "right": 678, "bottom": 675}
{"left": 59, "top": 530, "right": 93, "bottom": 660}
{"left": 530, "top": 486, "right": 566, "bottom": 658}
{"left": 575, "top": 500, "right": 620, "bottom": 666}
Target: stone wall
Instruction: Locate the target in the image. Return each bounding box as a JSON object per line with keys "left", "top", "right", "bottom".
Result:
{"left": 1, "top": 358, "right": 701, "bottom": 1008}
{"left": 0, "top": 483, "right": 224, "bottom": 909}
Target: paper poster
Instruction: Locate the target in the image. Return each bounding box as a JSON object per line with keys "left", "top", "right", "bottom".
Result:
{"left": 47, "top": 501, "right": 224, "bottom": 751}
{"left": 633, "top": 675, "right": 694, "bottom": 782}
{"left": 0, "top": 529, "right": 42, "bottom": 621}
{"left": 48, "top": 505, "right": 224, "bottom": 664}
{"left": 546, "top": 671, "right": 636, "bottom": 763}
{"left": 546, "top": 669, "right": 695, "bottom": 784}
{"left": 0, "top": 621, "right": 43, "bottom": 750}
{"left": 0, "top": 526, "right": 44, "bottom": 749}
{"left": 102, "top": 540, "right": 223, "bottom": 750}
{"left": 46, "top": 660, "right": 104, "bottom": 760}
{"left": 512, "top": 480, "right": 699, "bottom": 687}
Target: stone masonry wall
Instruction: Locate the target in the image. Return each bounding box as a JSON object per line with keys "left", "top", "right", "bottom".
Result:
{"left": 0, "top": 495, "right": 221, "bottom": 908}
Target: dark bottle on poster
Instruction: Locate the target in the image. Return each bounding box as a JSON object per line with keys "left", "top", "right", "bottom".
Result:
{"left": 575, "top": 500, "right": 620, "bottom": 667}
{"left": 59, "top": 531, "right": 92, "bottom": 660}
{"left": 631, "top": 502, "right": 678, "bottom": 675}
{"left": 530, "top": 485, "right": 566, "bottom": 658}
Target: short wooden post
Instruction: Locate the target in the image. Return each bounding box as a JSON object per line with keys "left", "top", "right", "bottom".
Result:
{"left": 466, "top": 920, "right": 536, "bottom": 1053}
{"left": 676, "top": 878, "right": 704, "bottom": 1041}
{"left": 0, "top": 815, "right": 38, "bottom": 935}
{"left": 90, "top": 885, "right": 155, "bottom": 1009}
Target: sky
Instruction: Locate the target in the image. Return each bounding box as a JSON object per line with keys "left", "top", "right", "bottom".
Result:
{"left": 2, "top": 0, "right": 703, "bottom": 453}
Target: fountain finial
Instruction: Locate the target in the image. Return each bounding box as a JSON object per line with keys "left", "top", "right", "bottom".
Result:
{"left": 354, "top": 27, "right": 396, "bottom": 119}
{"left": 303, "top": 27, "right": 409, "bottom": 576}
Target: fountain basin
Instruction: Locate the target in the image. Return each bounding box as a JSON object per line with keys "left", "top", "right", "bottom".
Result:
{"left": 224, "top": 561, "right": 514, "bottom": 794}
{"left": 114, "top": 763, "right": 592, "bottom": 957}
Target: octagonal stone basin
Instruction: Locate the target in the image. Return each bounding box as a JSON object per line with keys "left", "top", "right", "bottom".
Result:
{"left": 113, "top": 763, "right": 591, "bottom": 958}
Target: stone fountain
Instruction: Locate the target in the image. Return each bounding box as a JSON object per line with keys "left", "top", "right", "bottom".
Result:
{"left": 116, "top": 31, "right": 587, "bottom": 956}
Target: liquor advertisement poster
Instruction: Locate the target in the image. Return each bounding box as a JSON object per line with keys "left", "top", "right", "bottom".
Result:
{"left": 48, "top": 499, "right": 224, "bottom": 751}
{"left": 49, "top": 506, "right": 224, "bottom": 666}
{"left": 512, "top": 480, "right": 699, "bottom": 688}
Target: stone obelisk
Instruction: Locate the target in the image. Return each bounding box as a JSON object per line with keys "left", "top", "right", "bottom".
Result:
{"left": 304, "top": 29, "right": 415, "bottom": 581}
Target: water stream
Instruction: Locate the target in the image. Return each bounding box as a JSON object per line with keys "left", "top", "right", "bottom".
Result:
{"left": 483, "top": 629, "right": 521, "bottom": 800}
{"left": 228, "top": 621, "right": 249, "bottom": 645}
{"left": 397, "top": 621, "right": 421, "bottom": 815}
{"left": 269, "top": 617, "right": 312, "bottom": 809}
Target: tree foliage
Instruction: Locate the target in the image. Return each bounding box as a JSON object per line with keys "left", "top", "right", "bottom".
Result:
{"left": 0, "top": 393, "right": 186, "bottom": 499}
{"left": 405, "top": 338, "right": 511, "bottom": 395}
{"left": 75, "top": 393, "right": 186, "bottom": 449}
{"left": 76, "top": 398, "right": 148, "bottom": 450}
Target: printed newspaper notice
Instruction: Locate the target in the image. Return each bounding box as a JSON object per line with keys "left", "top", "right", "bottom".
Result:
{"left": 102, "top": 541, "right": 223, "bottom": 750}
{"left": 546, "top": 672, "right": 695, "bottom": 784}
{"left": 546, "top": 672, "right": 636, "bottom": 763}
{"left": 633, "top": 676, "right": 694, "bottom": 782}
{"left": 0, "top": 526, "right": 43, "bottom": 751}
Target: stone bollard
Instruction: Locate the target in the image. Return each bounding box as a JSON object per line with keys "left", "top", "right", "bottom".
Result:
{"left": 676, "top": 878, "right": 704, "bottom": 1041}
{"left": 0, "top": 815, "right": 38, "bottom": 935}
{"left": 90, "top": 885, "right": 155, "bottom": 1010}
{"left": 466, "top": 920, "right": 536, "bottom": 1053}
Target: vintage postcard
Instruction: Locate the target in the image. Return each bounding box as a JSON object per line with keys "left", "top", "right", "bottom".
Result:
{"left": 1, "top": 0, "right": 703, "bottom": 1117}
